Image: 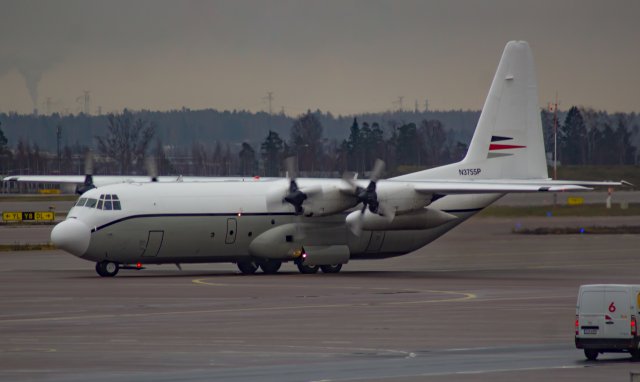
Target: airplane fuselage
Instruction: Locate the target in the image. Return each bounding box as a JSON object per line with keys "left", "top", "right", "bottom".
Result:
{"left": 61, "top": 179, "right": 500, "bottom": 267}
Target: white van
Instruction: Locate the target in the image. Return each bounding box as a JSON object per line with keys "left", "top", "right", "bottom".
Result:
{"left": 575, "top": 284, "right": 640, "bottom": 360}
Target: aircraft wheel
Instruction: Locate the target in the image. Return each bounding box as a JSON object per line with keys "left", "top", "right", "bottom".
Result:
{"left": 297, "top": 263, "right": 319, "bottom": 274}
{"left": 584, "top": 349, "right": 598, "bottom": 361}
{"left": 260, "top": 260, "right": 282, "bottom": 274}
{"left": 320, "top": 264, "right": 342, "bottom": 274}
{"left": 95, "top": 261, "right": 119, "bottom": 277}
{"left": 237, "top": 261, "right": 259, "bottom": 275}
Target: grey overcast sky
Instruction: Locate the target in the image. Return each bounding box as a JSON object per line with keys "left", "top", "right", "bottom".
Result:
{"left": 1, "top": 0, "right": 638, "bottom": 115}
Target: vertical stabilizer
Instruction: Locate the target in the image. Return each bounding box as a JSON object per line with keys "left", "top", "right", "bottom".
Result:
{"left": 395, "top": 41, "right": 548, "bottom": 181}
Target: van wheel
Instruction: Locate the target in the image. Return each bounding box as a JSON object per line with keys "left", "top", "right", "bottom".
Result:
{"left": 631, "top": 349, "right": 640, "bottom": 361}
{"left": 584, "top": 349, "right": 598, "bottom": 361}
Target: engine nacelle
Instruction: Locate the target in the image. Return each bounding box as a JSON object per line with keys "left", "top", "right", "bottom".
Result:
{"left": 302, "top": 185, "right": 356, "bottom": 217}
{"left": 266, "top": 181, "right": 356, "bottom": 217}
{"left": 346, "top": 207, "right": 458, "bottom": 231}
{"left": 376, "top": 183, "right": 431, "bottom": 215}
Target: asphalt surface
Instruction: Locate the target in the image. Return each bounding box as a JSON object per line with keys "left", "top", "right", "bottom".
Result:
{"left": 1, "top": 216, "right": 640, "bottom": 381}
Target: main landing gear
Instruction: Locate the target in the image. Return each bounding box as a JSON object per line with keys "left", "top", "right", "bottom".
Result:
{"left": 296, "top": 263, "right": 343, "bottom": 274}
{"left": 236, "top": 260, "right": 343, "bottom": 275}
{"left": 95, "top": 261, "right": 119, "bottom": 277}
{"left": 260, "top": 259, "right": 282, "bottom": 274}
{"left": 237, "top": 259, "right": 283, "bottom": 275}
{"left": 237, "top": 260, "right": 259, "bottom": 275}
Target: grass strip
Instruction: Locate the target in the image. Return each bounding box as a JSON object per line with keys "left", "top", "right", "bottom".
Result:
{"left": 513, "top": 225, "right": 640, "bottom": 235}
{"left": 480, "top": 203, "right": 640, "bottom": 217}
{"left": 0, "top": 195, "right": 78, "bottom": 202}
{"left": 0, "top": 243, "right": 57, "bottom": 251}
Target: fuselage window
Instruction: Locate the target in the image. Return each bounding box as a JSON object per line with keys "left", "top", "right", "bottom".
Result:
{"left": 76, "top": 198, "right": 87, "bottom": 207}
{"left": 86, "top": 198, "right": 97, "bottom": 208}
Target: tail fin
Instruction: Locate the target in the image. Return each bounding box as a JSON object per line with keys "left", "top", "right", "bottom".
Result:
{"left": 395, "top": 41, "right": 548, "bottom": 181}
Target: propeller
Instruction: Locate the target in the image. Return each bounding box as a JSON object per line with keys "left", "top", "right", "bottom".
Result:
{"left": 281, "top": 156, "right": 306, "bottom": 214}
{"left": 343, "top": 159, "right": 394, "bottom": 235}
{"left": 145, "top": 156, "right": 159, "bottom": 182}
{"left": 75, "top": 151, "right": 96, "bottom": 195}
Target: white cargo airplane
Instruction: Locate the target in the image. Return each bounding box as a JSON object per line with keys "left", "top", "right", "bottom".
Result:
{"left": 36, "top": 41, "right": 624, "bottom": 277}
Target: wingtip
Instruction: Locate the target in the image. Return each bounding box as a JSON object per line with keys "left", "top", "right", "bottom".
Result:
{"left": 621, "top": 180, "right": 635, "bottom": 187}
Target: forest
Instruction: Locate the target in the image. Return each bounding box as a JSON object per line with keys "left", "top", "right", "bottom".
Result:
{"left": 0, "top": 107, "right": 638, "bottom": 178}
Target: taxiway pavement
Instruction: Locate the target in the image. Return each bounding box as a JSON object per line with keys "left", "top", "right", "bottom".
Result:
{"left": 1, "top": 217, "right": 639, "bottom": 381}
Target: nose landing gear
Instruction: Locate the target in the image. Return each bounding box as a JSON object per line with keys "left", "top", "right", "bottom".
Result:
{"left": 95, "top": 261, "right": 119, "bottom": 277}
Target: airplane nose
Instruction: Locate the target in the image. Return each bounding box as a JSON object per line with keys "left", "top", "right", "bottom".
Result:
{"left": 51, "top": 219, "right": 91, "bottom": 256}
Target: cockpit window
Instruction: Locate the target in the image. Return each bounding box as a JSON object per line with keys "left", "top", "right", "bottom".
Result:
{"left": 76, "top": 198, "right": 87, "bottom": 207}
{"left": 85, "top": 198, "right": 97, "bottom": 208}
{"left": 93, "top": 194, "right": 121, "bottom": 210}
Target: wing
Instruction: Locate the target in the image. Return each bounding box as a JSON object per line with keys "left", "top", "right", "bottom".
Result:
{"left": 2, "top": 175, "right": 272, "bottom": 190}
{"left": 405, "top": 179, "right": 630, "bottom": 195}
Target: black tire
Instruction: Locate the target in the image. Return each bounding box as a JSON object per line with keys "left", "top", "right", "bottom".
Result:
{"left": 631, "top": 349, "right": 640, "bottom": 361}
{"left": 297, "top": 263, "right": 319, "bottom": 274}
{"left": 95, "top": 261, "right": 119, "bottom": 277}
{"left": 584, "top": 349, "right": 598, "bottom": 361}
{"left": 260, "top": 260, "right": 282, "bottom": 274}
{"left": 320, "top": 264, "right": 343, "bottom": 274}
{"left": 237, "top": 261, "right": 259, "bottom": 275}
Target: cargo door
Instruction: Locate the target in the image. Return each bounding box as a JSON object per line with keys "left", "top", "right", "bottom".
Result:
{"left": 579, "top": 290, "right": 605, "bottom": 339}
{"left": 366, "top": 231, "right": 385, "bottom": 253}
{"left": 604, "top": 289, "right": 631, "bottom": 338}
{"left": 141, "top": 230, "right": 164, "bottom": 257}
{"left": 225, "top": 218, "right": 237, "bottom": 244}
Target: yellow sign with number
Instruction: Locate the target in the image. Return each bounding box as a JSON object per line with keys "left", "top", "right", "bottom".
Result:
{"left": 2, "top": 211, "right": 55, "bottom": 222}
{"left": 2, "top": 212, "right": 22, "bottom": 221}
{"left": 567, "top": 197, "right": 584, "bottom": 206}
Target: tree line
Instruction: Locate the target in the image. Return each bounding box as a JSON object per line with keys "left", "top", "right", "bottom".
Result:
{"left": 542, "top": 107, "right": 639, "bottom": 165}
{"left": 1, "top": 106, "right": 638, "bottom": 179}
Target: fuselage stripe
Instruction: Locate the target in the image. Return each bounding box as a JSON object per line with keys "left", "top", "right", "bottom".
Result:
{"left": 90, "top": 212, "right": 296, "bottom": 233}
{"left": 88, "top": 208, "right": 485, "bottom": 233}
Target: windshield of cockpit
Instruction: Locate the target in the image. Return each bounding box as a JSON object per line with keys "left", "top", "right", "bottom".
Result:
{"left": 71, "top": 194, "right": 122, "bottom": 213}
